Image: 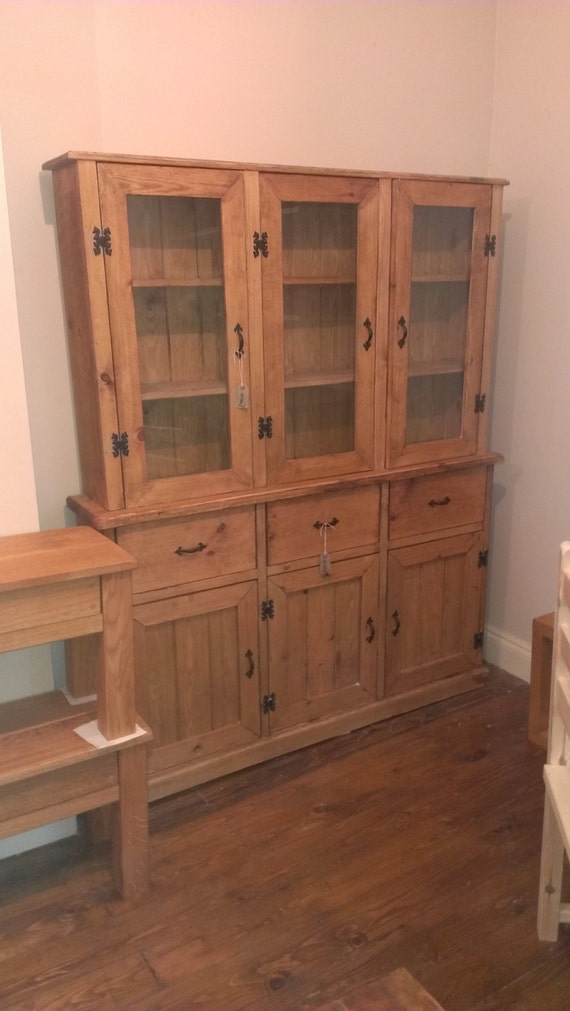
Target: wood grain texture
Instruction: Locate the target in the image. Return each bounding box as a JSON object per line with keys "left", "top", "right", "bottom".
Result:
{"left": 0, "top": 670, "right": 566, "bottom": 1011}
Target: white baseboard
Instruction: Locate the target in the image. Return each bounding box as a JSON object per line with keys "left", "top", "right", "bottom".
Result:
{"left": 484, "top": 624, "right": 531, "bottom": 683}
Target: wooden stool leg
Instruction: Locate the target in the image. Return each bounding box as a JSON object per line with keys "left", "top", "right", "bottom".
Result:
{"left": 537, "top": 794, "right": 564, "bottom": 941}
{"left": 111, "top": 744, "right": 149, "bottom": 899}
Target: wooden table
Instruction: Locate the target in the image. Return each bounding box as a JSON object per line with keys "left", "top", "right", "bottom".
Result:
{"left": 0, "top": 527, "right": 152, "bottom": 897}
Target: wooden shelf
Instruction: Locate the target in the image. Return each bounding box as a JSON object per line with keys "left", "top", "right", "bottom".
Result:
{"left": 141, "top": 380, "right": 227, "bottom": 401}
{"left": 411, "top": 274, "right": 470, "bottom": 284}
{"left": 0, "top": 692, "right": 98, "bottom": 787}
{"left": 284, "top": 371, "right": 354, "bottom": 390}
{"left": 133, "top": 278, "right": 223, "bottom": 288}
{"left": 408, "top": 361, "right": 464, "bottom": 378}
{"left": 283, "top": 276, "right": 355, "bottom": 286}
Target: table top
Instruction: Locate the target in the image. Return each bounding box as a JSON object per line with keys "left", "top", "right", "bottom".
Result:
{"left": 0, "top": 527, "right": 136, "bottom": 592}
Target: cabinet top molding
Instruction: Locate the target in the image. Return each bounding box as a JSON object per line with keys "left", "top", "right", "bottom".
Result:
{"left": 42, "top": 151, "right": 509, "bottom": 187}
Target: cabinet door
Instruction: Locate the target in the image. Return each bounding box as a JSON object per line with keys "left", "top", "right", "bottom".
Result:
{"left": 387, "top": 180, "right": 493, "bottom": 467}
{"left": 133, "top": 582, "right": 260, "bottom": 773}
{"left": 260, "top": 174, "right": 381, "bottom": 484}
{"left": 385, "top": 532, "right": 483, "bottom": 696}
{"left": 267, "top": 555, "right": 379, "bottom": 731}
{"left": 97, "top": 164, "right": 254, "bottom": 507}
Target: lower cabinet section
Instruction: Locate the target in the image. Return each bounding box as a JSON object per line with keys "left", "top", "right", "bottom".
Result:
{"left": 66, "top": 465, "right": 495, "bottom": 798}
{"left": 385, "top": 531, "right": 484, "bottom": 696}
{"left": 266, "top": 555, "right": 379, "bottom": 732}
{"left": 132, "top": 581, "right": 261, "bottom": 775}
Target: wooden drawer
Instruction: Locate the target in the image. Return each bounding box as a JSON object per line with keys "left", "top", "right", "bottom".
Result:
{"left": 117, "top": 507, "right": 256, "bottom": 594}
{"left": 388, "top": 468, "right": 486, "bottom": 541}
{"left": 267, "top": 486, "right": 380, "bottom": 565}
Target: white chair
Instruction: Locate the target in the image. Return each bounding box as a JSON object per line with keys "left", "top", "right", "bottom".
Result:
{"left": 537, "top": 541, "right": 570, "bottom": 940}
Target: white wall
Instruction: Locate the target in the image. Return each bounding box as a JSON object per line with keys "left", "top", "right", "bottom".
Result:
{"left": 0, "top": 125, "right": 75, "bottom": 856}
{"left": 485, "top": 1, "right": 570, "bottom": 677}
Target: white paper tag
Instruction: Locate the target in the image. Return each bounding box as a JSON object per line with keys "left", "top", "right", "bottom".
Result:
{"left": 236, "top": 385, "right": 249, "bottom": 409}
{"left": 319, "top": 552, "right": 332, "bottom": 576}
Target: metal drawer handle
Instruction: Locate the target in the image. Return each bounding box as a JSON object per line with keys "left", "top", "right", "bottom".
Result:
{"left": 366, "top": 617, "right": 376, "bottom": 643}
{"left": 313, "top": 517, "right": 339, "bottom": 530}
{"left": 391, "top": 610, "right": 401, "bottom": 636}
{"left": 362, "top": 317, "right": 374, "bottom": 350}
{"left": 174, "top": 542, "right": 206, "bottom": 556}
{"left": 428, "top": 497, "right": 451, "bottom": 508}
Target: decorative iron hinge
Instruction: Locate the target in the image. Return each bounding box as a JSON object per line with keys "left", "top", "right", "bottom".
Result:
{"left": 258, "top": 416, "right": 273, "bottom": 439}
{"left": 93, "top": 226, "right": 112, "bottom": 256}
{"left": 478, "top": 549, "right": 489, "bottom": 568}
{"left": 475, "top": 393, "right": 487, "bottom": 414}
{"left": 261, "top": 692, "right": 276, "bottom": 713}
{"left": 484, "top": 234, "right": 497, "bottom": 257}
{"left": 474, "top": 631, "right": 484, "bottom": 650}
{"left": 260, "top": 599, "right": 275, "bottom": 621}
{"left": 111, "top": 431, "right": 129, "bottom": 458}
{"left": 253, "top": 231, "right": 268, "bottom": 258}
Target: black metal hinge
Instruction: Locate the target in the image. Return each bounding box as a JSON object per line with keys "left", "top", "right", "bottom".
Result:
{"left": 93, "top": 226, "right": 112, "bottom": 256}
{"left": 261, "top": 692, "right": 276, "bottom": 713}
{"left": 474, "top": 631, "right": 484, "bottom": 650}
{"left": 478, "top": 549, "right": 489, "bottom": 568}
{"left": 484, "top": 234, "right": 497, "bottom": 257}
{"left": 260, "top": 599, "right": 275, "bottom": 621}
{"left": 253, "top": 231, "right": 268, "bottom": 258}
{"left": 258, "top": 416, "right": 273, "bottom": 439}
{"left": 475, "top": 393, "right": 487, "bottom": 414}
{"left": 111, "top": 431, "right": 129, "bottom": 458}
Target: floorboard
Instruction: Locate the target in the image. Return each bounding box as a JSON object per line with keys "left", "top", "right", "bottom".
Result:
{"left": 0, "top": 669, "right": 569, "bottom": 1010}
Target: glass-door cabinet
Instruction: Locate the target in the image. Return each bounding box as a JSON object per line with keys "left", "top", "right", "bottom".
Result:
{"left": 97, "top": 164, "right": 254, "bottom": 507}
{"left": 259, "top": 174, "right": 380, "bottom": 484}
{"left": 387, "top": 180, "right": 493, "bottom": 468}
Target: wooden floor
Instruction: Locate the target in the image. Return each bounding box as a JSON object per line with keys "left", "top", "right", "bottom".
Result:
{"left": 0, "top": 669, "right": 569, "bottom": 1010}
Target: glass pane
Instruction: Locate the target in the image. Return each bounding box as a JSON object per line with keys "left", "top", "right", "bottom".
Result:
{"left": 406, "top": 205, "right": 473, "bottom": 445}
{"left": 127, "top": 195, "right": 230, "bottom": 477}
{"left": 282, "top": 202, "right": 358, "bottom": 459}
{"left": 142, "top": 395, "right": 230, "bottom": 479}
{"left": 285, "top": 383, "right": 355, "bottom": 459}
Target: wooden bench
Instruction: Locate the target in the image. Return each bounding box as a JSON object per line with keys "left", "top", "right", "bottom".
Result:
{"left": 0, "top": 527, "right": 152, "bottom": 898}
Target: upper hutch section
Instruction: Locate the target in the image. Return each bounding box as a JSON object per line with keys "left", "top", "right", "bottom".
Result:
{"left": 43, "top": 152, "right": 507, "bottom": 512}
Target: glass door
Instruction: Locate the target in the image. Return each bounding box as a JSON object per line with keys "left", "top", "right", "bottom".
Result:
{"left": 387, "top": 180, "right": 492, "bottom": 467}
{"left": 97, "top": 164, "right": 253, "bottom": 507}
{"left": 260, "top": 174, "right": 379, "bottom": 484}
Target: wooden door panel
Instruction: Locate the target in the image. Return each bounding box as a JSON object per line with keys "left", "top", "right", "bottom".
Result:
{"left": 387, "top": 180, "right": 492, "bottom": 468}
{"left": 97, "top": 164, "right": 253, "bottom": 506}
{"left": 385, "top": 532, "right": 483, "bottom": 696}
{"left": 267, "top": 555, "right": 378, "bottom": 732}
{"left": 260, "top": 174, "right": 379, "bottom": 485}
{"left": 133, "top": 582, "right": 260, "bottom": 768}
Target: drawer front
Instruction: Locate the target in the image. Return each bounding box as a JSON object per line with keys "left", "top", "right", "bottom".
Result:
{"left": 267, "top": 486, "right": 380, "bottom": 565}
{"left": 389, "top": 468, "right": 487, "bottom": 541}
{"left": 117, "top": 507, "right": 256, "bottom": 594}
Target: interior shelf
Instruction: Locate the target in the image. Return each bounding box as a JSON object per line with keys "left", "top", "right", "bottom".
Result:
{"left": 408, "top": 361, "right": 465, "bottom": 378}
{"left": 284, "top": 371, "right": 355, "bottom": 389}
{"left": 133, "top": 278, "right": 224, "bottom": 288}
{"left": 141, "top": 381, "right": 228, "bottom": 400}
{"left": 283, "top": 276, "right": 355, "bottom": 286}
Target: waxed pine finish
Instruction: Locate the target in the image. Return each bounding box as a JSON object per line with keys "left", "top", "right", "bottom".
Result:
{"left": 43, "top": 151, "right": 507, "bottom": 802}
